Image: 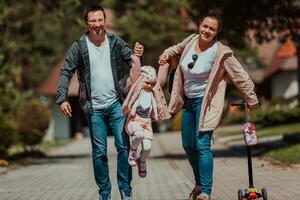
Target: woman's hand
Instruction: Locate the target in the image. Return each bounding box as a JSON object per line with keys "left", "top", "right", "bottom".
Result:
{"left": 158, "top": 52, "right": 170, "bottom": 65}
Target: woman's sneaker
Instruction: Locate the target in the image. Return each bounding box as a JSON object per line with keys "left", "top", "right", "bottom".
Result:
{"left": 136, "top": 158, "right": 147, "bottom": 178}
{"left": 196, "top": 193, "right": 210, "bottom": 200}
{"left": 188, "top": 186, "right": 201, "bottom": 200}
{"left": 128, "top": 148, "right": 137, "bottom": 166}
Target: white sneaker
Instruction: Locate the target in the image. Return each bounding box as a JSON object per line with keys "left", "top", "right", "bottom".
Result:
{"left": 128, "top": 148, "right": 137, "bottom": 166}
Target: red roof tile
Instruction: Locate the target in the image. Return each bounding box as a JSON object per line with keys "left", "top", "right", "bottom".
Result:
{"left": 276, "top": 39, "right": 297, "bottom": 58}
{"left": 265, "top": 39, "right": 297, "bottom": 78}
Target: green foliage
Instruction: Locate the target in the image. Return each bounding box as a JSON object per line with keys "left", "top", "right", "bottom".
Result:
{"left": 187, "top": 0, "right": 298, "bottom": 48}
{"left": 0, "top": 55, "right": 27, "bottom": 157}
{"left": 17, "top": 99, "right": 51, "bottom": 146}
{"left": 0, "top": 114, "right": 17, "bottom": 157}
{"left": 105, "top": 0, "right": 191, "bottom": 66}
{"left": 1, "top": 0, "right": 84, "bottom": 89}
{"left": 264, "top": 144, "right": 300, "bottom": 164}
{"left": 252, "top": 104, "right": 300, "bottom": 127}
{"left": 0, "top": 0, "right": 84, "bottom": 154}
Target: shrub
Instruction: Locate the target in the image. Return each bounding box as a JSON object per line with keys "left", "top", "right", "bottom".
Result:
{"left": 0, "top": 114, "right": 17, "bottom": 157}
{"left": 17, "top": 99, "right": 51, "bottom": 146}
{"left": 0, "top": 66, "right": 26, "bottom": 157}
{"left": 251, "top": 104, "right": 300, "bottom": 127}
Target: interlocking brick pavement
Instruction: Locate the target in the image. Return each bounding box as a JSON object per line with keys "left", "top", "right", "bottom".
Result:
{"left": 0, "top": 132, "right": 299, "bottom": 200}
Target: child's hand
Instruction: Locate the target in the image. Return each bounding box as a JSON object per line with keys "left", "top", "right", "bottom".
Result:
{"left": 122, "top": 106, "right": 129, "bottom": 116}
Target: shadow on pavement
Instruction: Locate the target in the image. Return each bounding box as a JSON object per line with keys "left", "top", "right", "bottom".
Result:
{"left": 8, "top": 152, "right": 90, "bottom": 166}
{"left": 227, "top": 138, "right": 290, "bottom": 157}
{"left": 152, "top": 138, "right": 292, "bottom": 160}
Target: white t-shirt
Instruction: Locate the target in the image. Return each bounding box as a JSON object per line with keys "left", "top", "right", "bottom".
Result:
{"left": 181, "top": 41, "right": 218, "bottom": 98}
{"left": 86, "top": 35, "right": 117, "bottom": 109}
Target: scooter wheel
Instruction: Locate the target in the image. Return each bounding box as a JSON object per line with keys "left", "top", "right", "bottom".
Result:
{"left": 262, "top": 188, "right": 268, "bottom": 200}
{"left": 238, "top": 189, "right": 243, "bottom": 200}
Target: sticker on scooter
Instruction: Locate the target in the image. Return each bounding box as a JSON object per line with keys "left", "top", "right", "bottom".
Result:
{"left": 243, "top": 123, "right": 258, "bottom": 146}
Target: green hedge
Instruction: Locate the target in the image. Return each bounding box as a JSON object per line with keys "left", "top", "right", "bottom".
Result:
{"left": 0, "top": 115, "right": 17, "bottom": 157}
{"left": 251, "top": 105, "right": 300, "bottom": 127}
{"left": 222, "top": 104, "right": 300, "bottom": 128}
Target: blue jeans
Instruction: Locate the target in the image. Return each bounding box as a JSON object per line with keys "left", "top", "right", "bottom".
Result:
{"left": 181, "top": 96, "right": 213, "bottom": 196}
{"left": 85, "top": 100, "right": 132, "bottom": 200}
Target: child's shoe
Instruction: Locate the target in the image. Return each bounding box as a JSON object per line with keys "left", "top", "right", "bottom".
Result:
{"left": 136, "top": 158, "right": 147, "bottom": 178}
{"left": 128, "top": 148, "right": 137, "bottom": 166}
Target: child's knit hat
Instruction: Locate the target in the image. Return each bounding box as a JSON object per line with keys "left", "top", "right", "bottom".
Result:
{"left": 141, "top": 66, "right": 156, "bottom": 84}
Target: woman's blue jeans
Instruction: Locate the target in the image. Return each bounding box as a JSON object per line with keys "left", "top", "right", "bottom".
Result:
{"left": 85, "top": 100, "right": 132, "bottom": 200}
{"left": 181, "top": 96, "right": 213, "bottom": 196}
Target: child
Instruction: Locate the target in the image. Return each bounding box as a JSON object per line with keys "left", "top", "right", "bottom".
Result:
{"left": 122, "top": 65, "right": 170, "bottom": 178}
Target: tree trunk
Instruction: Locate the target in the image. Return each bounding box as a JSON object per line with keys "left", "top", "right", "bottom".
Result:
{"left": 296, "top": 35, "right": 300, "bottom": 101}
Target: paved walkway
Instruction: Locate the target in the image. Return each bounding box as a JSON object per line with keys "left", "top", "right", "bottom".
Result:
{"left": 0, "top": 132, "right": 300, "bottom": 200}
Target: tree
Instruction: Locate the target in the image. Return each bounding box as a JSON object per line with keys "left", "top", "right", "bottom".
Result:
{"left": 186, "top": 0, "right": 300, "bottom": 99}
{"left": 0, "top": 0, "right": 85, "bottom": 155}
{"left": 1, "top": 0, "right": 84, "bottom": 90}
{"left": 105, "top": 0, "right": 191, "bottom": 66}
{"left": 105, "top": 0, "right": 299, "bottom": 100}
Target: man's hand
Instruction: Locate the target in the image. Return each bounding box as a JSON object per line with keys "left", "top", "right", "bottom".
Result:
{"left": 158, "top": 52, "right": 169, "bottom": 65}
{"left": 134, "top": 42, "right": 144, "bottom": 57}
{"left": 59, "top": 101, "right": 72, "bottom": 117}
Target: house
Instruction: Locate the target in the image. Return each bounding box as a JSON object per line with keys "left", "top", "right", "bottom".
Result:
{"left": 262, "top": 39, "right": 298, "bottom": 101}
{"left": 37, "top": 60, "right": 88, "bottom": 141}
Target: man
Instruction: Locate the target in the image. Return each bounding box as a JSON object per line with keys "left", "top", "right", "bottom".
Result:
{"left": 56, "top": 4, "right": 143, "bottom": 200}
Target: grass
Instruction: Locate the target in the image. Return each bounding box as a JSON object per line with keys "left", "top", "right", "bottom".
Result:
{"left": 216, "top": 122, "right": 300, "bottom": 164}
{"left": 216, "top": 122, "right": 300, "bottom": 139}
{"left": 40, "top": 139, "right": 72, "bottom": 149}
{"left": 264, "top": 144, "right": 300, "bottom": 164}
{"left": 7, "top": 139, "right": 73, "bottom": 158}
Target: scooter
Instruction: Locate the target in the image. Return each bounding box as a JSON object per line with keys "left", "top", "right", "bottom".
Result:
{"left": 231, "top": 101, "right": 268, "bottom": 200}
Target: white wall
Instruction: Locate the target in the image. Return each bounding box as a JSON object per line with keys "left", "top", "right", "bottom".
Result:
{"left": 53, "top": 106, "right": 71, "bottom": 139}
{"left": 271, "top": 71, "right": 298, "bottom": 98}
{"left": 44, "top": 105, "right": 71, "bottom": 141}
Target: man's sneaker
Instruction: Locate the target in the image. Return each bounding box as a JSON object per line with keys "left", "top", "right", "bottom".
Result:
{"left": 196, "top": 193, "right": 210, "bottom": 200}
{"left": 128, "top": 148, "right": 137, "bottom": 166}
{"left": 120, "top": 191, "right": 133, "bottom": 200}
{"left": 188, "top": 186, "right": 201, "bottom": 200}
{"left": 136, "top": 158, "right": 147, "bottom": 178}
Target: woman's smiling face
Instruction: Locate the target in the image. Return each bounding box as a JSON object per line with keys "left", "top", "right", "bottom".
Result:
{"left": 198, "top": 17, "right": 219, "bottom": 43}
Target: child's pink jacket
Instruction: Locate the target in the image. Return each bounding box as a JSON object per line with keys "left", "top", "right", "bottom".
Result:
{"left": 122, "top": 65, "right": 171, "bottom": 121}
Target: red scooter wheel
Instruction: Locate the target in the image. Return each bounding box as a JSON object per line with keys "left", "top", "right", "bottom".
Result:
{"left": 249, "top": 191, "right": 257, "bottom": 199}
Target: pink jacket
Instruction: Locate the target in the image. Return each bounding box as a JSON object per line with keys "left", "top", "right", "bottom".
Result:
{"left": 157, "top": 34, "right": 259, "bottom": 131}
{"left": 123, "top": 65, "right": 171, "bottom": 121}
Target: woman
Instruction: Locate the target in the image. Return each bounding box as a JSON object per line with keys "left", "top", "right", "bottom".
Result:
{"left": 157, "top": 13, "right": 258, "bottom": 200}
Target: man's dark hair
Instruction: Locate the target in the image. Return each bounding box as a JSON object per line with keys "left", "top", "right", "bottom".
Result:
{"left": 84, "top": 3, "right": 106, "bottom": 21}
